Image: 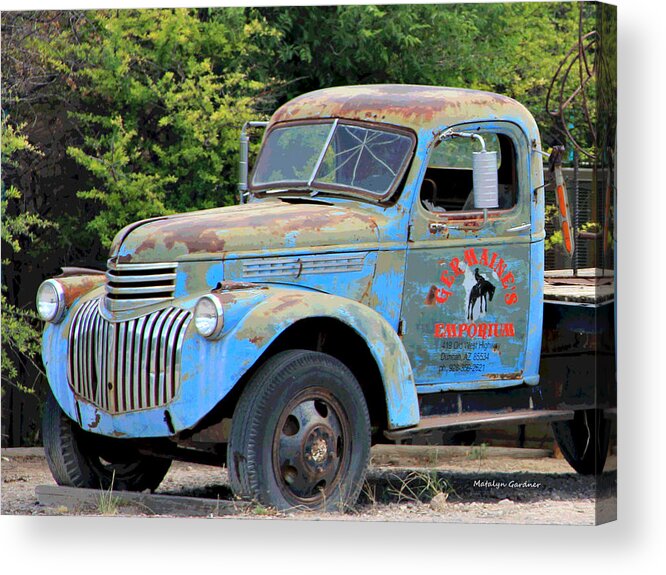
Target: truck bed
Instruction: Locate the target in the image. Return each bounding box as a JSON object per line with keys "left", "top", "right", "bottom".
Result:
{"left": 543, "top": 268, "right": 614, "bottom": 306}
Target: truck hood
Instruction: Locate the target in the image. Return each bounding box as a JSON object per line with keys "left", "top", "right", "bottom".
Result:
{"left": 109, "top": 199, "right": 382, "bottom": 263}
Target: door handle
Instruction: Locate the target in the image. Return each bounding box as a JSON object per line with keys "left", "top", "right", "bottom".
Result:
{"left": 507, "top": 223, "right": 531, "bottom": 234}
{"left": 429, "top": 222, "right": 459, "bottom": 233}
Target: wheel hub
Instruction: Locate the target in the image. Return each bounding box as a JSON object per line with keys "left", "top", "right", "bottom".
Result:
{"left": 310, "top": 438, "right": 328, "bottom": 462}
{"left": 305, "top": 427, "right": 333, "bottom": 468}
{"left": 274, "top": 392, "right": 349, "bottom": 502}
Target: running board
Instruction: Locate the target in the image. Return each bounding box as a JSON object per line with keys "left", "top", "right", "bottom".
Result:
{"left": 384, "top": 409, "right": 575, "bottom": 441}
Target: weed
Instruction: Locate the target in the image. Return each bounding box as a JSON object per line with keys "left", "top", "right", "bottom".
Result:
{"left": 251, "top": 502, "right": 276, "bottom": 516}
{"left": 361, "top": 479, "right": 378, "bottom": 507}
{"left": 333, "top": 481, "right": 363, "bottom": 515}
{"left": 97, "top": 472, "right": 121, "bottom": 516}
{"left": 468, "top": 443, "right": 489, "bottom": 461}
{"left": 387, "top": 470, "right": 454, "bottom": 504}
{"left": 425, "top": 448, "right": 440, "bottom": 467}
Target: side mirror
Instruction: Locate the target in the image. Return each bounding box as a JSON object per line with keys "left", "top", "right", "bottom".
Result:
{"left": 439, "top": 131, "right": 499, "bottom": 210}
{"left": 472, "top": 149, "right": 499, "bottom": 209}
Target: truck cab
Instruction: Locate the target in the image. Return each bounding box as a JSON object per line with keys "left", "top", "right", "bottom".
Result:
{"left": 38, "top": 85, "right": 608, "bottom": 511}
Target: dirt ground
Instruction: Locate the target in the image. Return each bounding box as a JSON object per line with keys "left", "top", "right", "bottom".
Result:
{"left": 1, "top": 446, "right": 616, "bottom": 525}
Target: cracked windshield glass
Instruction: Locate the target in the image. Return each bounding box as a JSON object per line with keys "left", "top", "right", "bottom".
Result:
{"left": 252, "top": 122, "right": 413, "bottom": 197}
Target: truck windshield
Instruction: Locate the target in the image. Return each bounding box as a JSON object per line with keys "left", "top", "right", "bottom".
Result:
{"left": 251, "top": 121, "right": 414, "bottom": 199}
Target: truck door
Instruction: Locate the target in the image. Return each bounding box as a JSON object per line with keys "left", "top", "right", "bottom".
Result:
{"left": 400, "top": 122, "right": 533, "bottom": 392}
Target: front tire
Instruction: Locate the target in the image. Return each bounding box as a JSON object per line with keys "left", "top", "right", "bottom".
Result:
{"left": 227, "top": 350, "right": 371, "bottom": 512}
{"left": 42, "top": 389, "right": 171, "bottom": 492}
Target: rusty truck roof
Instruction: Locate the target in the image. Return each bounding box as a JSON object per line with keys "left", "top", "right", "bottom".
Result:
{"left": 270, "top": 84, "right": 539, "bottom": 137}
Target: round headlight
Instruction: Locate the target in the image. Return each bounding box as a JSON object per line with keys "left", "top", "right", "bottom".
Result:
{"left": 36, "top": 279, "right": 66, "bottom": 323}
{"left": 194, "top": 295, "right": 224, "bottom": 339}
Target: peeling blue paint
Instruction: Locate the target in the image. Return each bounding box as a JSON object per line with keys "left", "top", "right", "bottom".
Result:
{"left": 41, "top": 86, "right": 547, "bottom": 442}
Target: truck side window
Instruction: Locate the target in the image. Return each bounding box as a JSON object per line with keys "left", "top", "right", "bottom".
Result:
{"left": 421, "top": 133, "right": 518, "bottom": 212}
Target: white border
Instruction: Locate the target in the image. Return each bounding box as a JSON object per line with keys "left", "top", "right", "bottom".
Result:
{"left": 3, "top": 0, "right": 665, "bottom": 572}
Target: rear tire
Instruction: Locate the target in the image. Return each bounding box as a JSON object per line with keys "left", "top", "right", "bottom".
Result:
{"left": 42, "top": 389, "right": 171, "bottom": 492}
{"left": 551, "top": 409, "right": 611, "bottom": 475}
{"left": 227, "top": 350, "right": 371, "bottom": 512}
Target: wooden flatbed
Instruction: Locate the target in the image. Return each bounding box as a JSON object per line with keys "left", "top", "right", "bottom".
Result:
{"left": 543, "top": 268, "right": 614, "bottom": 306}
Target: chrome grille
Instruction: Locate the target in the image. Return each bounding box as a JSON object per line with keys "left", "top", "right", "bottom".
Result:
{"left": 68, "top": 297, "right": 191, "bottom": 413}
{"left": 105, "top": 260, "right": 177, "bottom": 312}
{"left": 243, "top": 253, "right": 366, "bottom": 278}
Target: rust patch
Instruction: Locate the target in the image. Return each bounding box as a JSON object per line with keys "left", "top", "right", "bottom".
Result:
{"left": 134, "top": 238, "right": 156, "bottom": 253}
{"left": 484, "top": 371, "right": 522, "bottom": 381}
{"left": 61, "top": 275, "right": 106, "bottom": 307}
{"left": 358, "top": 277, "right": 373, "bottom": 304}
{"left": 116, "top": 202, "right": 381, "bottom": 262}
{"left": 213, "top": 280, "right": 266, "bottom": 292}
{"left": 58, "top": 267, "right": 104, "bottom": 277}
{"left": 424, "top": 285, "right": 438, "bottom": 306}
{"left": 271, "top": 85, "right": 521, "bottom": 131}
{"left": 214, "top": 292, "right": 237, "bottom": 305}
{"left": 249, "top": 335, "right": 265, "bottom": 345}
{"left": 270, "top": 294, "right": 304, "bottom": 315}
{"left": 88, "top": 411, "right": 101, "bottom": 429}
{"left": 159, "top": 229, "right": 227, "bottom": 254}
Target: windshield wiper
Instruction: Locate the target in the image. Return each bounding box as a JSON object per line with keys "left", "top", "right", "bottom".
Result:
{"left": 307, "top": 119, "right": 339, "bottom": 187}
{"left": 260, "top": 187, "right": 320, "bottom": 198}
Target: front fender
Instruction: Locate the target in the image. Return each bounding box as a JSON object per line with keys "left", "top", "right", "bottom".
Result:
{"left": 203, "top": 286, "right": 420, "bottom": 430}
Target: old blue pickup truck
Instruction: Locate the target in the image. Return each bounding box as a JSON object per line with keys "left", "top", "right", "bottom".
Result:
{"left": 37, "top": 85, "right": 614, "bottom": 511}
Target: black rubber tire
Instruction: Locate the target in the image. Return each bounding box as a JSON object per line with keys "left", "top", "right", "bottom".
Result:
{"left": 551, "top": 409, "right": 611, "bottom": 475}
{"left": 42, "top": 388, "right": 171, "bottom": 492}
{"left": 227, "top": 350, "right": 371, "bottom": 512}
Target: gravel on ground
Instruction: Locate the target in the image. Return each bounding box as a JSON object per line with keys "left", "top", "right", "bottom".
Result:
{"left": 1, "top": 448, "right": 616, "bottom": 525}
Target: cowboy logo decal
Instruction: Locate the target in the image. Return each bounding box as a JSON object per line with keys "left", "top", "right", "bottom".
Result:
{"left": 426, "top": 247, "right": 518, "bottom": 339}
{"left": 468, "top": 268, "right": 496, "bottom": 321}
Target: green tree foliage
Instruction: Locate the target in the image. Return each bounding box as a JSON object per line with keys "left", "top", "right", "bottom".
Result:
{"left": 256, "top": 3, "right": 586, "bottom": 143}
{"left": 1, "top": 117, "right": 55, "bottom": 392}
{"left": 33, "top": 9, "right": 278, "bottom": 246}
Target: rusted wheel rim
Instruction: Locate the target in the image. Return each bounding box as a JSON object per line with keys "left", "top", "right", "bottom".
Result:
{"left": 272, "top": 387, "right": 351, "bottom": 504}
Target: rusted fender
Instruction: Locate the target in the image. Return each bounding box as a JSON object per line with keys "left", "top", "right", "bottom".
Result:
{"left": 176, "top": 285, "right": 420, "bottom": 433}
{"left": 53, "top": 273, "right": 106, "bottom": 308}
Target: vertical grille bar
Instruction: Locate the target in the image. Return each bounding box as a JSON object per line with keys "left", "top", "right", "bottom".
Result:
{"left": 80, "top": 301, "right": 94, "bottom": 401}
{"left": 97, "top": 318, "right": 109, "bottom": 409}
{"left": 131, "top": 316, "right": 147, "bottom": 411}
{"left": 140, "top": 312, "right": 159, "bottom": 410}
{"left": 162, "top": 309, "right": 181, "bottom": 405}
{"left": 116, "top": 321, "right": 127, "bottom": 413}
{"left": 85, "top": 304, "right": 97, "bottom": 404}
{"left": 157, "top": 309, "right": 177, "bottom": 406}
{"left": 102, "top": 319, "right": 111, "bottom": 411}
{"left": 68, "top": 304, "right": 81, "bottom": 396}
{"left": 124, "top": 318, "right": 135, "bottom": 411}
{"left": 77, "top": 302, "right": 89, "bottom": 399}
{"left": 91, "top": 311, "right": 102, "bottom": 402}
{"left": 108, "top": 321, "right": 118, "bottom": 413}
{"left": 173, "top": 313, "right": 189, "bottom": 400}
{"left": 151, "top": 309, "right": 168, "bottom": 407}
